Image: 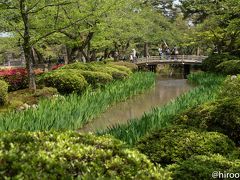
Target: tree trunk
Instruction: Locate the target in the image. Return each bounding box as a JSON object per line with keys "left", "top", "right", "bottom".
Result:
{"left": 144, "top": 42, "right": 149, "bottom": 57}
{"left": 20, "top": 0, "right": 36, "bottom": 91}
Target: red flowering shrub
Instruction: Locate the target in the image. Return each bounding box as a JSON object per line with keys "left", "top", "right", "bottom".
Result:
{"left": 51, "top": 64, "right": 64, "bottom": 70}
{"left": 0, "top": 68, "right": 28, "bottom": 91}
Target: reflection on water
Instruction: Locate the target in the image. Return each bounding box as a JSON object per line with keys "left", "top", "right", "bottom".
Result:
{"left": 80, "top": 75, "right": 192, "bottom": 133}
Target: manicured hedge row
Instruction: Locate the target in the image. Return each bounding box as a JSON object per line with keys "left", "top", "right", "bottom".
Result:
{"left": 0, "top": 80, "right": 8, "bottom": 105}
{"left": 168, "top": 154, "right": 240, "bottom": 180}
{"left": 137, "top": 125, "right": 236, "bottom": 166}
{"left": 0, "top": 131, "right": 171, "bottom": 179}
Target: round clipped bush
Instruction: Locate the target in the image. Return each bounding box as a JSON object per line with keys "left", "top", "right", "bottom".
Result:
{"left": 61, "top": 62, "right": 95, "bottom": 71}
{"left": 216, "top": 60, "right": 240, "bottom": 75}
{"left": 202, "top": 54, "right": 238, "bottom": 73}
{"left": 176, "top": 98, "right": 240, "bottom": 145}
{"left": 0, "top": 80, "right": 8, "bottom": 105}
{"left": 137, "top": 125, "right": 235, "bottom": 166}
{"left": 0, "top": 131, "right": 171, "bottom": 179}
{"left": 106, "top": 64, "right": 132, "bottom": 75}
{"left": 218, "top": 75, "right": 240, "bottom": 98}
{"left": 79, "top": 70, "right": 113, "bottom": 88}
{"left": 109, "top": 61, "right": 138, "bottom": 72}
{"left": 168, "top": 154, "right": 240, "bottom": 180}
{"left": 41, "top": 69, "right": 88, "bottom": 94}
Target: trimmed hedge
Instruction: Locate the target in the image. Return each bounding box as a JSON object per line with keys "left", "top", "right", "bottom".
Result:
{"left": 107, "top": 64, "right": 132, "bottom": 75}
{"left": 176, "top": 98, "right": 240, "bottom": 145}
{"left": 61, "top": 62, "right": 95, "bottom": 71}
{"left": 40, "top": 69, "right": 88, "bottom": 94}
{"left": 168, "top": 154, "right": 240, "bottom": 180}
{"left": 0, "top": 80, "right": 8, "bottom": 105}
{"left": 216, "top": 60, "right": 240, "bottom": 75}
{"left": 202, "top": 54, "right": 238, "bottom": 73}
{"left": 109, "top": 61, "right": 138, "bottom": 72}
{"left": 0, "top": 131, "right": 171, "bottom": 179}
{"left": 218, "top": 75, "right": 240, "bottom": 98}
{"left": 79, "top": 70, "right": 113, "bottom": 88}
{"left": 137, "top": 125, "right": 235, "bottom": 166}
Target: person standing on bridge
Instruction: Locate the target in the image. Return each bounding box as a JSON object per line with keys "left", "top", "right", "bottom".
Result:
{"left": 132, "top": 48, "right": 137, "bottom": 62}
{"left": 158, "top": 47, "right": 163, "bottom": 60}
{"left": 173, "top": 46, "right": 179, "bottom": 60}
{"left": 166, "top": 47, "right": 171, "bottom": 60}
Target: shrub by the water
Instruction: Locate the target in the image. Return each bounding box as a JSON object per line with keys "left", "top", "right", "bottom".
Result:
{"left": 40, "top": 69, "right": 88, "bottom": 94}
{"left": 202, "top": 54, "right": 238, "bottom": 72}
{"left": 0, "top": 80, "right": 8, "bottom": 105}
{"left": 216, "top": 60, "right": 240, "bottom": 75}
{"left": 106, "top": 64, "right": 132, "bottom": 75}
{"left": 79, "top": 70, "right": 113, "bottom": 88}
{"left": 61, "top": 62, "right": 95, "bottom": 71}
{"left": 176, "top": 97, "right": 240, "bottom": 145}
{"left": 218, "top": 74, "right": 240, "bottom": 98}
{"left": 109, "top": 61, "right": 138, "bottom": 72}
{"left": 0, "top": 131, "right": 171, "bottom": 179}
{"left": 168, "top": 154, "right": 240, "bottom": 180}
{"left": 136, "top": 125, "right": 235, "bottom": 166}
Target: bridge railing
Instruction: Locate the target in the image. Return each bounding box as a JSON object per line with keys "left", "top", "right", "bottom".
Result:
{"left": 136, "top": 55, "right": 208, "bottom": 63}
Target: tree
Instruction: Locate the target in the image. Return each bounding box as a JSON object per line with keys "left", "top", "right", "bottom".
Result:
{"left": 0, "top": 0, "right": 84, "bottom": 90}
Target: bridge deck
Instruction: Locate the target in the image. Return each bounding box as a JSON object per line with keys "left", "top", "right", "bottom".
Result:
{"left": 136, "top": 55, "right": 207, "bottom": 65}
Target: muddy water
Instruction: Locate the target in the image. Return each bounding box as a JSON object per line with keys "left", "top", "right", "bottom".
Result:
{"left": 80, "top": 75, "right": 192, "bottom": 133}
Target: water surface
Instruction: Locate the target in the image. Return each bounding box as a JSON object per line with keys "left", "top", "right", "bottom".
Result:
{"left": 80, "top": 75, "right": 192, "bottom": 133}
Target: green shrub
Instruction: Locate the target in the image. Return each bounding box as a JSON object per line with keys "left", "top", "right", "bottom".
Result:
{"left": 0, "top": 131, "right": 171, "bottom": 179}
{"left": 61, "top": 62, "right": 95, "bottom": 71}
{"left": 79, "top": 70, "right": 113, "bottom": 88}
{"left": 107, "top": 64, "right": 132, "bottom": 75}
{"left": 0, "top": 80, "right": 8, "bottom": 105}
{"left": 137, "top": 125, "right": 235, "bottom": 166}
{"left": 168, "top": 154, "right": 240, "bottom": 180}
{"left": 218, "top": 75, "right": 240, "bottom": 98}
{"left": 40, "top": 69, "right": 88, "bottom": 94}
{"left": 110, "top": 61, "right": 138, "bottom": 72}
{"left": 92, "top": 64, "right": 129, "bottom": 80}
{"left": 202, "top": 54, "right": 238, "bottom": 72}
{"left": 33, "top": 87, "right": 58, "bottom": 98}
{"left": 176, "top": 98, "right": 240, "bottom": 145}
{"left": 216, "top": 60, "right": 240, "bottom": 75}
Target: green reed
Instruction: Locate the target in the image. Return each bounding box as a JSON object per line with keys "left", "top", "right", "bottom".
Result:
{"left": 0, "top": 72, "right": 156, "bottom": 131}
{"left": 100, "top": 72, "right": 225, "bottom": 145}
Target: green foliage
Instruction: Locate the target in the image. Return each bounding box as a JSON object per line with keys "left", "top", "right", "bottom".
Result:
{"left": 218, "top": 75, "right": 240, "bottom": 98}
{"left": 40, "top": 69, "right": 88, "bottom": 94}
{"left": 109, "top": 61, "right": 138, "bottom": 72}
{"left": 106, "top": 64, "right": 132, "bottom": 75}
{"left": 168, "top": 154, "right": 240, "bottom": 180}
{"left": 216, "top": 60, "right": 240, "bottom": 75}
{"left": 0, "top": 72, "right": 155, "bottom": 131}
{"left": 61, "top": 62, "right": 95, "bottom": 71}
{"left": 176, "top": 98, "right": 240, "bottom": 145}
{"left": 79, "top": 70, "right": 113, "bottom": 88}
{"left": 33, "top": 87, "right": 58, "bottom": 98}
{"left": 137, "top": 125, "right": 235, "bottom": 166}
{"left": 0, "top": 131, "right": 171, "bottom": 179}
{"left": 0, "top": 80, "right": 8, "bottom": 105}
{"left": 202, "top": 54, "right": 238, "bottom": 72}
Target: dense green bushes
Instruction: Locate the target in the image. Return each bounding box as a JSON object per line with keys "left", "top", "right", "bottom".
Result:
{"left": 216, "top": 60, "right": 240, "bottom": 75}
{"left": 202, "top": 54, "right": 238, "bottom": 72}
{"left": 137, "top": 126, "right": 235, "bottom": 166}
{"left": 0, "top": 80, "right": 8, "bottom": 105}
{"left": 109, "top": 61, "right": 138, "bottom": 72}
{"left": 0, "top": 131, "right": 171, "bottom": 179}
{"left": 168, "top": 154, "right": 240, "bottom": 180}
{"left": 79, "top": 70, "right": 113, "bottom": 88}
{"left": 218, "top": 74, "right": 240, "bottom": 98}
{"left": 40, "top": 69, "right": 88, "bottom": 94}
{"left": 176, "top": 97, "right": 240, "bottom": 146}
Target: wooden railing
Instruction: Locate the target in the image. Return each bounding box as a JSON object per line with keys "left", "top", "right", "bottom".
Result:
{"left": 136, "top": 55, "right": 208, "bottom": 64}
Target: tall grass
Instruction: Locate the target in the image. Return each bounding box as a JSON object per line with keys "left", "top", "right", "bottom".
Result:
{"left": 0, "top": 72, "right": 156, "bottom": 131}
{"left": 100, "top": 72, "right": 225, "bottom": 145}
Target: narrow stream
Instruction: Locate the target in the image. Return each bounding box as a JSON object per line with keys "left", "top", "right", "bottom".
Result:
{"left": 80, "top": 75, "right": 192, "bottom": 133}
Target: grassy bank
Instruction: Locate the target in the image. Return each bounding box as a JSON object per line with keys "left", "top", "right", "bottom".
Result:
{"left": 100, "top": 72, "right": 225, "bottom": 145}
{"left": 0, "top": 72, "right": 156, "bottom": 131}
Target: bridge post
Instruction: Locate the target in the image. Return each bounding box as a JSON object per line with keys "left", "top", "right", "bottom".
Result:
{"left": 183, "top": 64, "right": 191, "bottom": 79}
